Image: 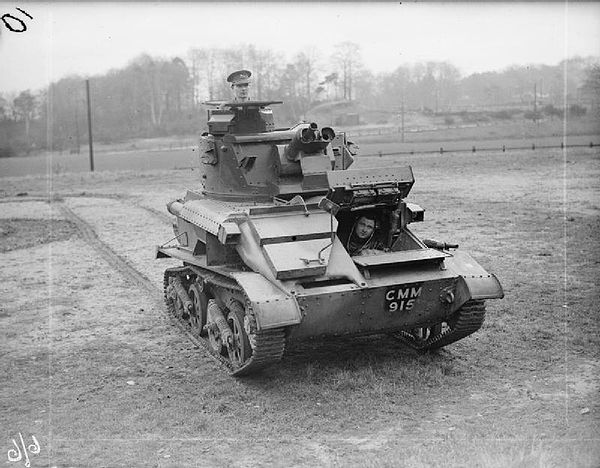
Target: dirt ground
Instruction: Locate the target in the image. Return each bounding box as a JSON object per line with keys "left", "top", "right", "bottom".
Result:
{"left": 1, "top": 146, "right": 599, "bottom": 467}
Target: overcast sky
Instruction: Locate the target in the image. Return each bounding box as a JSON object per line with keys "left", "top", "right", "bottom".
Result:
{"left": 1, "top": 2, "right": 600, "bottom": 95}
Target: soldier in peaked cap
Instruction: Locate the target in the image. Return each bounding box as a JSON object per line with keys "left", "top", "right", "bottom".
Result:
{"left": 227, "top": 70, "right": 252, "bottom": 102}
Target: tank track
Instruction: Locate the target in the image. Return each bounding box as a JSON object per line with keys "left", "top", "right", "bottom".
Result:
{"left": 391, "top": 300, "right": 486, "bottom": 351}
{"left": 163, "top": 266, "right": 286, "bottom": 377}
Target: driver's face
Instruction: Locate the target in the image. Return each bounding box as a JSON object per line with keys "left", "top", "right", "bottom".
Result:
{"left": 233, "top": 83, "right": 249, "bottom": 101}
{"left": 355, "top": 217, "right": 375, "bottom": 239}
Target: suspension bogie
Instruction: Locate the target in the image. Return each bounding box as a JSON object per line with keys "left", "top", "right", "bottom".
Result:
{"left": 163, "top": 266, "right": 285, "bottom": 376}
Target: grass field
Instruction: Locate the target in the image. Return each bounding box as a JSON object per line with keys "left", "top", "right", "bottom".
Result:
{"left": 1, "top": 140, "right": 599, "bottom": 467}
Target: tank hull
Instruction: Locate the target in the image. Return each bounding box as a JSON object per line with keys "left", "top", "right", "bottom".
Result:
{"left": 290, "top": 275, "right": 456, "bottom": 340}
{"left": 157, "top": 243, "right": 502, "bottom": 341}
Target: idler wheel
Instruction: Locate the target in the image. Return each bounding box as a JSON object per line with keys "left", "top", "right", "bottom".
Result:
{"left": 207, "top": 325, "right": 224, "bottom": 355}
{"left": 410, "top": 323, "right": 444, "bottom": 346}
{"left": 227, "top": 302, "right": 252, "bottom": 369}
{"left": 206, "top": 299, "right": 226, "bottom": 356}
{"left": 174, "top": 296, "right": 185, "bottom": 320}
{"left": 188, "top": 283, "right": 208, "bottom": 337}
{"left": 170, "top": 276, "right": 190, "bottom": 320}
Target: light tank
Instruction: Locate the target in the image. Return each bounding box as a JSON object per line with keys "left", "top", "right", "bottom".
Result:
{"left": 156, "top": 99, "right": 504, "bottom": 376}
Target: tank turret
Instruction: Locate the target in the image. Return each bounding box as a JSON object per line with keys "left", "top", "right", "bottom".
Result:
{"left": 198, "top": 101, "right": 353, "bottom": 201}
{"left": 156, "top": 92, "right": 503, "bottom": 377}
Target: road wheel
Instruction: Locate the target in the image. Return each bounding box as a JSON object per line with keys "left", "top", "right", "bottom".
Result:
{"left": 188, "top": 283, "right": 208, "bottom": 337}
{"left": 227, "top": 302, "right": 252, "bottom": 369}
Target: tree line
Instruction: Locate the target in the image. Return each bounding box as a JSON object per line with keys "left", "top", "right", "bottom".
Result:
{"left": 0, "top": 41, "right": 598, "bottom": 157}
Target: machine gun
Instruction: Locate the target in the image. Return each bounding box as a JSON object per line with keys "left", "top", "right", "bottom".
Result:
{"left": 284, "top": 122, "right": 336, "bottom": 161}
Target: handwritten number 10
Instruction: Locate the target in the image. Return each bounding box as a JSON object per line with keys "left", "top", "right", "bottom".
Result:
{"left": 1, "top": 7, "right": 33, "bottom": 33}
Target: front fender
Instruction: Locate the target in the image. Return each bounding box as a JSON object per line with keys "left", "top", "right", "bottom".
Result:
{"left": 444, "top": 251, "right": 504, "bottom": 311}
{"left": 229, "top": 271, "right": 302, "bottom": 331}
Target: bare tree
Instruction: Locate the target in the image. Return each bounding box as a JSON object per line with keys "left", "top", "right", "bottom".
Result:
{"left": 332, "top": 42, "right": 361, "bottom": 100}
{"left": 187, "top": 48, "right": 222, "bottom": 101}
{"left": 165, "top": 57, "right": 190, "bottom": 113}
{"left": 0, "top": 95, "right": 9, "bottom": 121}
{"left": 435, "top": 62, "right": 461, "bottom": 111}
{"left": 187, "top": 48, "right": 204, "bottom": 107}
{"left": 294, "top": 47, "right": 321, "bottom": 104}
{"left": 581, "top": 64, "right": 600, "bottom": 114}
{"left": 245, "top": 45, "right": 265, "bottom": 100}
{"left": 13, "top": 90, "right": 36, "bottom": 139}
{"left": 319, "top": 72, "right": 339, "bottom": 100}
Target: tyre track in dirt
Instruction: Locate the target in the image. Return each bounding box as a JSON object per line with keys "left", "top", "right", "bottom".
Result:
{"left": 56, "top": 200, "right": 222, "bottom": 370}
{"left": 134, "top": 203, "right": 173, "bottom": 224}
{"left": 58, "top": 202, "right": 159, "bottom": 297}
{"left": 0, "top": 192, "right": 173, "bottom": 222}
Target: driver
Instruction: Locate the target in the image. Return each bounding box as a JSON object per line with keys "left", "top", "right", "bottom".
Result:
{"left": 227, "top": 69, "right": 251, "bottom": 102}
{"left": 344, "top": 214, "right": 385, "bottom": 256}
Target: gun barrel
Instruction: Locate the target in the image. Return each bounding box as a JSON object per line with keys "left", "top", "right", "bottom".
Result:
{"left": 285, "top": 123, "right": 336, "bottom": 161}
{"left": 300, "top": 122, "right": 318, "bottom": 144}
{"left": 423, "top": 239, "right": 459, "bottom": 250}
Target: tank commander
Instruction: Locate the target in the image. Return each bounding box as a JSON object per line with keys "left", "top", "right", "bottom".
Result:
{"left": 342, "top": 214, "right": 386, "bottom": 256}
{"left": 227, "top": 69, "right": 252, "bottom": 102}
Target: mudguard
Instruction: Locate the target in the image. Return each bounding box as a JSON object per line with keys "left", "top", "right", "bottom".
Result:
{"left": 229, "top": 271, "right": 302, "bottom": 331}
{"left": 444, "top": 251, "right": 504, "bottom": 311}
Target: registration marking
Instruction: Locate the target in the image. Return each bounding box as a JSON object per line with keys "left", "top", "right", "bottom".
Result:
{"left": 385, "top": 283, "right": 423, "bottom": 312}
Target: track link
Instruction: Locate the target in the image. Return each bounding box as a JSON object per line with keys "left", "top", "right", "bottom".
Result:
{"left": 164, "top": 267, "right": 286, "bottom": 376}
{"left": 392, "top": 300, "right": 486, "bottom": 351}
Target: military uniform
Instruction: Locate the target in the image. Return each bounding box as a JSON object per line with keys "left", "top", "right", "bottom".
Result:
{"left": 344, "top": 232, "right": 385, "bottom": 256}
{"left": 340, "top": 217, "right": 386, "bottom": 256}
{"left": 227, "top": 69, "right": 252, "bottom": 102}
